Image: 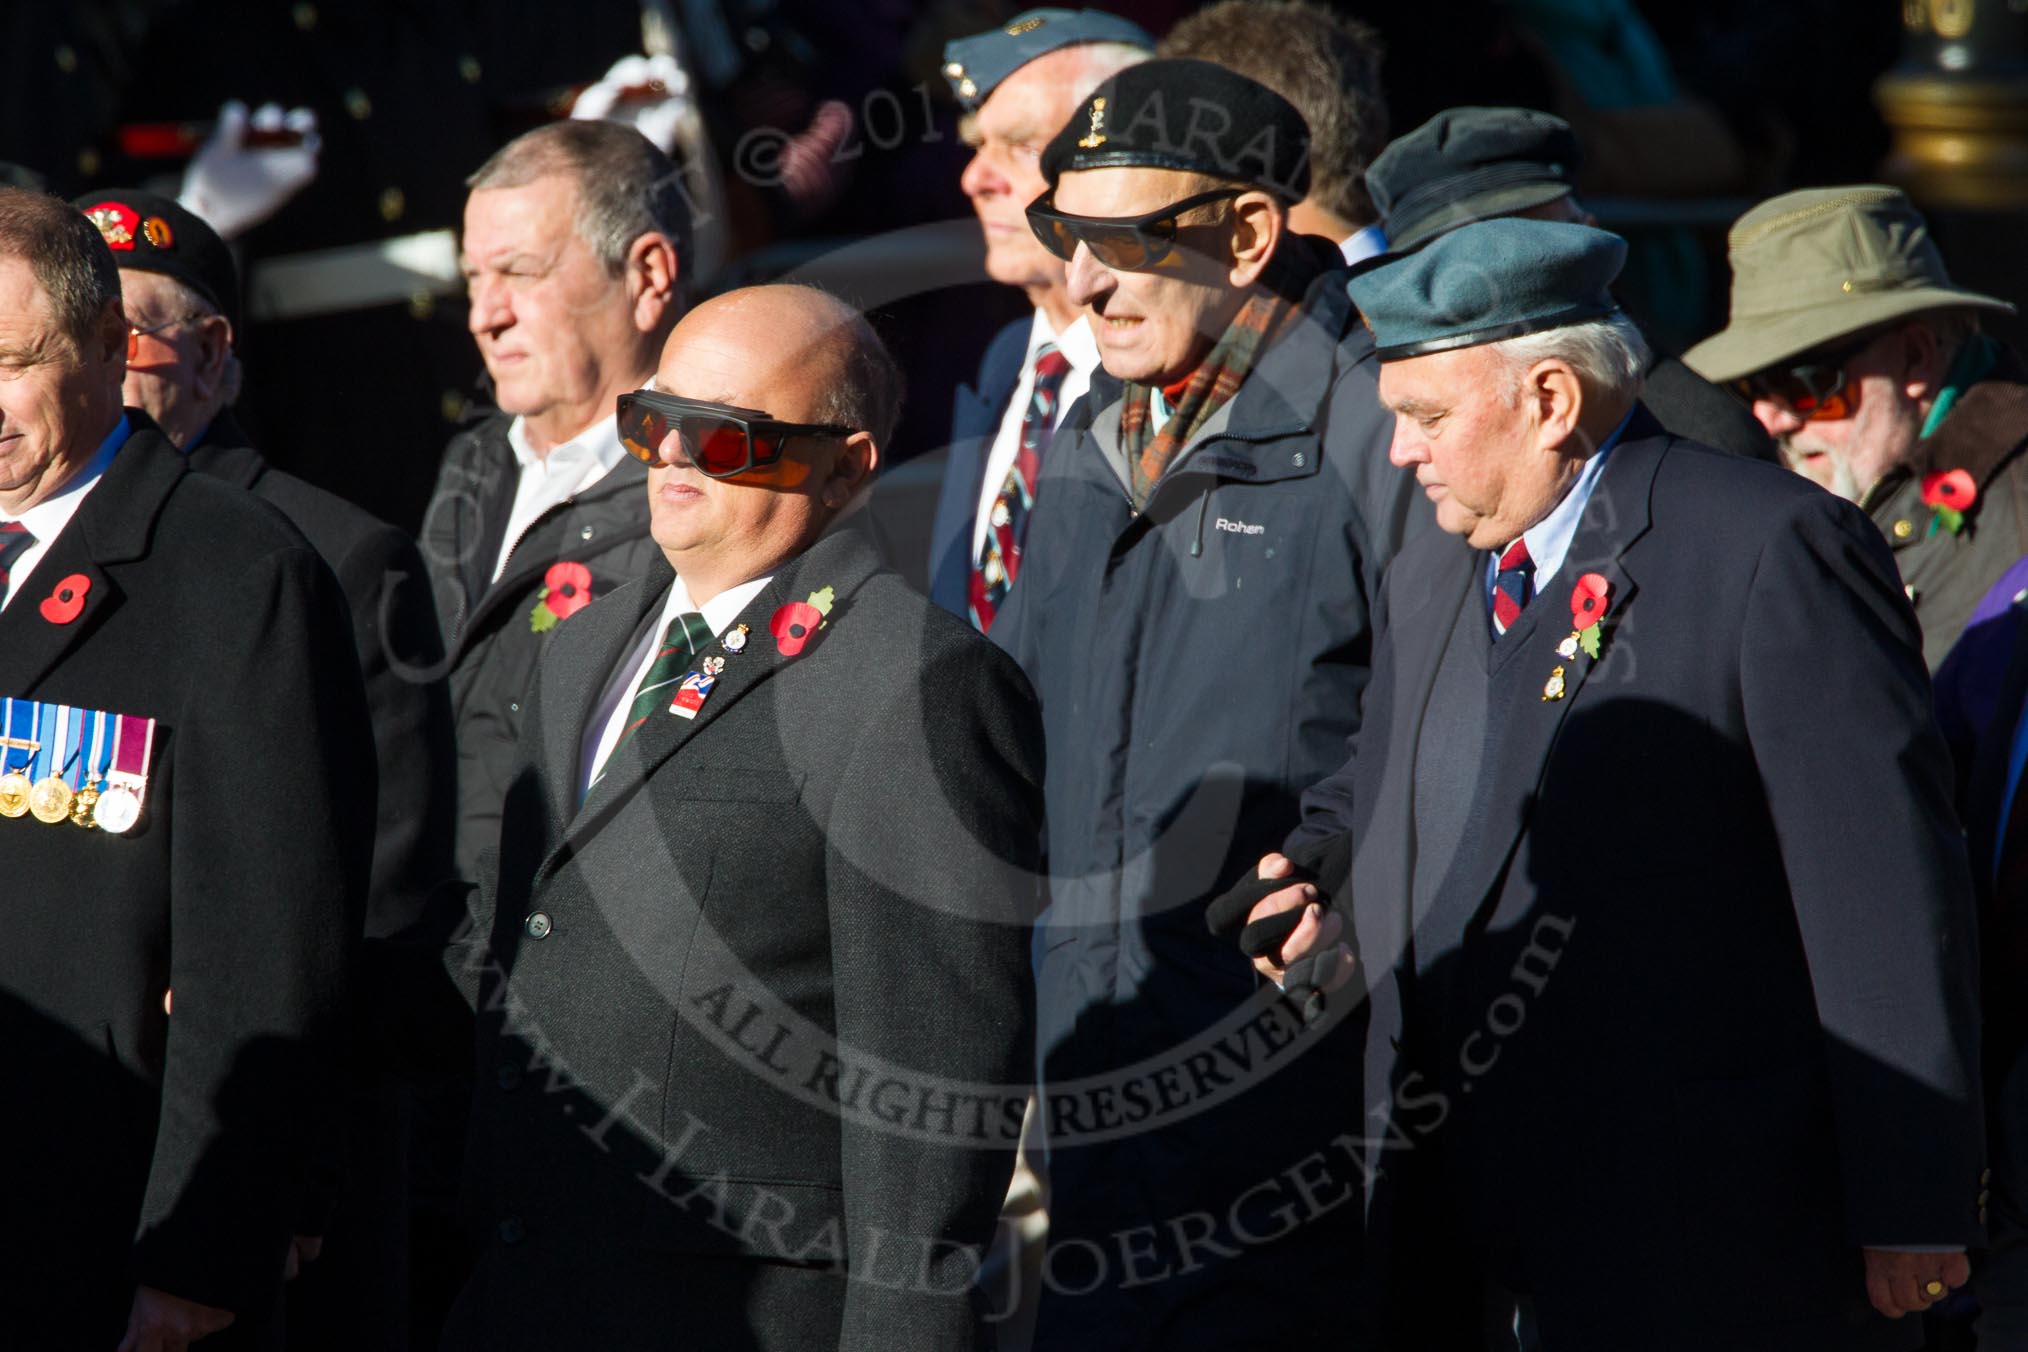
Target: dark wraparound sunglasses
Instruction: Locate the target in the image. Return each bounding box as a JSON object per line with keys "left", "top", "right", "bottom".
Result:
{"left": 1026, "top": 186, "right": 1242, "bottom": 271}
{"left": 1729, "top": 335, "right": 1875, "bottom": 422}
{"left": 617, "top": 390, "right": 856, "bottom": 478}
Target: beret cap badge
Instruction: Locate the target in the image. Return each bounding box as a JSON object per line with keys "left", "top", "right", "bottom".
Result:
{"left": 87, "top": 203, "right": 136, "bottom": 251}
{"left": 141, "top": 217, "right": 174, "bottom": 249}
{"left": 1077, "top": 97, "right": 1108, "bottom": 150}
{"left": 1006, "top": 15, "right": 1045, "bottom": 34}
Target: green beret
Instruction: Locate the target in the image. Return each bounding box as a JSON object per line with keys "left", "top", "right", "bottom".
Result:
{"left": 1040, "top": 58, "right": 1311, "bottom": 201}
{"left": 1348, "top": 218, "right": 1627, "bottom": 361}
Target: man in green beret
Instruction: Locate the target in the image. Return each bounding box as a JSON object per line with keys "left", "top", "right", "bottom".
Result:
{"left": 1687, "top": 186, "right": 2025, "bottom": 700}
{"left": 991, "top": 55, "right": 1426, "bottom": 1352}
{"left": 1224, "top": 216, "right": 1982, "bottom": 1349}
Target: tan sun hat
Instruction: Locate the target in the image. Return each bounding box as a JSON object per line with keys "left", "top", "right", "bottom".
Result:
{"left": 1683, "top": 184, "right": 2015, "bottom": 385}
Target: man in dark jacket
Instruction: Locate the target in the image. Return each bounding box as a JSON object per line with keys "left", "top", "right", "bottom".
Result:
{"left": 992, "top": 59, "right": 1428, "bottom": 1351}
{"left": 1687, "top": 186, "right": 2028, "bottom": 753}
{"left": 1363, "top": 105, "right": 1777, "bottom": 464}
{"left": 0, "top": 187, "right": 372, "bottom": 1351}
{"left": 421, "top": 120, "right": 686, "bottom": 884}
{"left": 75, "top": 186, "right": 454, "bottom": 1348}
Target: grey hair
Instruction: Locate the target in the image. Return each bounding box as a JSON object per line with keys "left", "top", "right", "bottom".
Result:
{"left": 1491, "top": 312, "right": 1651, "bottom": 404}
{"left": 466, "top": 121, "right": 691, "bottom": 279}
{"left": 0, "top": 187, "right": 121, "bottom": 350}
{"left": 1063, "top": 41, "right": 1152, "bottom": 93}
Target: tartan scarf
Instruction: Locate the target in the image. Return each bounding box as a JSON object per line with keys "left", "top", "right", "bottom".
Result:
{"left": 1119, "top": 236, "right": 1336, "bottom": 507}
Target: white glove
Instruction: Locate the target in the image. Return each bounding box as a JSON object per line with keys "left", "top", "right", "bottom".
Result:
{"left": 571, "top": 54, "right": 693, "bottom": 155}
{"left": 178, "top": 100, "right": 321, "bottom": 241}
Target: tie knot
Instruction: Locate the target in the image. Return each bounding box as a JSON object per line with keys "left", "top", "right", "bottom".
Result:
{"left": 1034, "top": 345, "right": 1072, "bottom": 383}
{"left": 1497, "top": 539, "right": 1533, "bottom": 573}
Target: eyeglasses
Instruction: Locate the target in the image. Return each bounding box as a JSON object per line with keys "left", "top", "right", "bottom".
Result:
{"left": 617, "top": 389, "right": 856, "bottom": 479}
{"left": 125, "top": 313, "right": 206, "bottom": 367}
{"left": 1025, "top": 186, "right": 1242, "bottom": 271}
{"left": 1730, "top": 336, "right": 1874, "bottom": 422}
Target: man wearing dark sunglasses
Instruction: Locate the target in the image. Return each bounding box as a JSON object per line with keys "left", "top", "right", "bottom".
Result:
{"left": 446, "top": 284, "right": 1043, "bottom": 1352}
{"left": 989, "top": 57, "right": 1427, "bottom": 1352}
{"left": 1687, "top": 187, "right": 2025, "bottom": 683}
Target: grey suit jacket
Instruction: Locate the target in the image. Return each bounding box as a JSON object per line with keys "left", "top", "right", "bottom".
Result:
{"left": 445, "top": 525, "right": 1044, "bottom": 1352}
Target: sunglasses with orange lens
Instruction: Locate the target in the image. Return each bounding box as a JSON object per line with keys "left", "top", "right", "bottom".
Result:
{"left": 616, "top": 390, "right": 856, "bottom": 479}
{"left": 1729, "top": 337, "right": 1872, "bottom": 422}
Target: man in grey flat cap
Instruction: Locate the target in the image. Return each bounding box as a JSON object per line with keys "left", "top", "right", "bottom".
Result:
{"left": 927, "top": 8, "right": 1150, "bottom": 629}
{"left": 1223, "top": 216, "right": 1982, "bottom": 1351}
{"left": 1365, "top": 105, "right": 1774, "bottom": 463}
{"left": 992, "top": 56, "right": 1426, "bottom": 1352}
{"left": 1687, "top": 186, "right": 2027, "bottom": 693}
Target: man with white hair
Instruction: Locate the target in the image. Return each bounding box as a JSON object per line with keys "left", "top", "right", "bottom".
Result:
{"left": 1219, "top": 218, "right": 1983, "bottom": 1350}
{"left": 926, "top": 7, "right": 1150, "bottom": 627}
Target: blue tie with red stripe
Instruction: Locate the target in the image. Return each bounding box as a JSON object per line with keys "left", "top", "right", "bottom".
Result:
{"left": 1490, "top": 539, "right": 1534, "bottom": 637}
{"left": 0, "top": 521, "right": 34, "bottom": 599}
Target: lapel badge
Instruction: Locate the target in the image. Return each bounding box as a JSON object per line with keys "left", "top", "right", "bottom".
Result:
{"left": 701, "top": 655, "right": 726, "bottom": 677}
{"left": 1547, "top": 572, "right": 1613, "bottom": 691}
{"left": 669, "top": 668, "right": 717, "bottom": 720}
{"left": 1542, "top": 666, "right": 1567, "bottom": 702}
{"left": 771, "top": 585, "right": 836, "bottom": 658}
{"left": 723, "top": 624, "right": 748, "bottom": 654}
{"left": 39, "top": 573, "right": 91, "bottom": 625}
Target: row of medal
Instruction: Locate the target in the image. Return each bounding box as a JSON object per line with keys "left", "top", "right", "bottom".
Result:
{"left": 0, "top": 696, "right": 156, "bottom": 833}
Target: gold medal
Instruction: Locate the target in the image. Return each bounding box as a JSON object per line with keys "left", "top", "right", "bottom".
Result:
{"left": 0, "top": 770, "right": 30, "bottom": 818}
{"left": 28, "top": 775, "right": 74, "bottom": 824}
{"left": 69, "top": 783, "right": 100, "bottom": 829}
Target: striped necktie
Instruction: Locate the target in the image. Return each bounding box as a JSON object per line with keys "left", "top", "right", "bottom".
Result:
{"left": 611, "top": 610, "right": 716, "bottom": 757}
{"left": 1490, "top": 539, "right": 1535, "bottom": 637}
{"left": 0, "top": 521, "right": 34, "bottom": 599}
{"left": 970, "top": 343, "right": 1073, "bottom": 631}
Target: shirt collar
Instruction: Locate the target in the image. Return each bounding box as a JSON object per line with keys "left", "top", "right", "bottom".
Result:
{"left": 506, "top": 412, "right": 626, "bottom": 476}
{"left": 10, "top": 414, "right": 130, "bottom": 537}
{"left": 662, "top": 570, "right": 774, "bottom": 639}
{"left": 1030, "top": 308, "right": 1102, "bottom": 381}
{"left": 1340, "top": 224, "right": 1389, "bottom": 266}
{"left": 1509, "top": 407, "right": 1636, "bottom": 590}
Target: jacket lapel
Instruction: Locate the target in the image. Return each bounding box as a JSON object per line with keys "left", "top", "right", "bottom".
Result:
{"left": 540, "top": 526, "right": 886, "bottom": 877}
{"left": 1422, "top": 422, "right": 1665, "bottom": 939}
{"left": 0, "top": 425, "right": 181, "bottom": 696}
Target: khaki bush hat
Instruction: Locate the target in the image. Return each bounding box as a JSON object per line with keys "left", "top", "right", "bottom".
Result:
{"left": 1684, "top": 185, "right": 2014, "bottom": 384}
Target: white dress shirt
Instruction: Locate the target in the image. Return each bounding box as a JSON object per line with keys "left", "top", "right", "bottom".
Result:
{"left": 0, "top": 415, "right": 129, "bottom": 610}
{"left": 491, "top": 413, "right": 628, "bottom": 582}
{"left": 578, "top": 571, "right": 773, "bottom": 798}
{"left": 971, "top": 309, "right": 1102, "bottom": 560}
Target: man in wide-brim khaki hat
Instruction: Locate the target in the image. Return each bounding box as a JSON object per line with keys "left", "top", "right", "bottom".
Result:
{"left": 1687, "top": 184, "right": 2028, "bottom": 699}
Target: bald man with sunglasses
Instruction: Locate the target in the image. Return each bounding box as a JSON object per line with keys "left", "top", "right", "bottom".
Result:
{"left": 444, "top": 284, "right": 1043, "bottom": 1352}
{"left": 989, "top": 58, "right": 1427, "bottom": 1352}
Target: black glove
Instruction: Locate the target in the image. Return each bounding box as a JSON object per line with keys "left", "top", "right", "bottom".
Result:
{"left": 1204, "top": 830, "right": 1354, "bottom": 1023}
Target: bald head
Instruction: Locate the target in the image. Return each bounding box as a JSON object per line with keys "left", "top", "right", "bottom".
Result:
{"left": 642, "top": 285, "right": 900, "bottom": 603}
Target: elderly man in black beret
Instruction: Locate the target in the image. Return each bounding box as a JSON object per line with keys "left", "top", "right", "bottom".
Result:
{"left": 1363, "top": 105, "right": 1775, "bottom": 463}
{"left": 990, "top": 57, "right": 1428, "bottom": 1352}
{"left": 1222, "top": 217, "right": 1982, "bottom": 1351}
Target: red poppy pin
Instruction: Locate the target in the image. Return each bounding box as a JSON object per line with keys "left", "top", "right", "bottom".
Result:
{"left": 771, "top": 585, "right": 836, "bottom": 657}
{"left": 39, "top": 573, "right": 90, "bottom": 625}
{"left": 529, "top": 561, "right": 595, "bottom": 633}
{"left": 1921, "top": 469, "right": 1977, "bottom": 536}
{"left": 1545, "top": 573, "right": 1613, "bottom": 701}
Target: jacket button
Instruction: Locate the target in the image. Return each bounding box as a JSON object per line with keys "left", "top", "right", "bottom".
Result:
{"left": 498, "top": 1216, "right": 525, "bottom": 1245}
{"left": 1893, "top": 519, "right": 1915, "bottom": 540}
{"left": 508, "top": 701, "right": 521, "bottom": 714}
{"left": 580, "top": 525, "right": 595, "bottom": 541}
{"left": 496, "top": 1063, "right": 522, "bottom": 1090}
{"left": 525, "top": 912, "right": 553, "bottom": 940}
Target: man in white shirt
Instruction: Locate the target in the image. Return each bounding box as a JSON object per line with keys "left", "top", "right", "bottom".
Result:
{"left": 418, "top": 119, "right": 688, "bottom": 884}
{"left": 925, "top": 8, "right": 1151, "bottom": 628}
{"left": 445, "top": 284, "right": 1043, "bottom": 1352}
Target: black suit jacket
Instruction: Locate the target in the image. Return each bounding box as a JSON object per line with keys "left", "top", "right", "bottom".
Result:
{"left": 0, "top": 419, "right": 372, "bottom": 1340}
{"left": 445, "top": 526, "right": 1043, "bottom": 1351}
{"left": 1292, "top": 413, "right": 1982, "bottom": 1352}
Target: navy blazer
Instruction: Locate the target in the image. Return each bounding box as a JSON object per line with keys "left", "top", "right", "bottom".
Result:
{"left": 927, "top": 316, "right": 1031, "bottom": 619}
{"left": 1292, "top": 412, "right": 1983, "bottom": 1352}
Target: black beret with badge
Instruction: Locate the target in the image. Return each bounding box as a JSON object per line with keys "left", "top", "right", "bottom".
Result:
{"left": 1367, "top": 106, "right": 1582, "bottom": 254}
{"left": 942, "top": 7, "right": 1153, "bottom": 112}
{"left": 1348, "top": 217, "right": 1627, "bottom": 361}
{"left": 73, "top": 188, "right": 241, "bottom": 334}
{"left": 1040, "top": 57, "right": 1311, "bottom": 201}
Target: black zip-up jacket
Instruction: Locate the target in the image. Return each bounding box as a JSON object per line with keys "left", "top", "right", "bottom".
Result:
{"left": 421, "top": 413, "right": 659, "bottom": 880}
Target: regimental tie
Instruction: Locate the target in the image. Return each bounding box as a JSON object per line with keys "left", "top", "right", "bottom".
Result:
{"left": 1490, "top": 539, "right": 1535, "bottom": 637}
{"left": 602, "top": 610, "right": 716, "bottom": 774}
{"left": 0, "top": 521, "right": 34, "bottom": 600}
{"left": 970, "top": 343, "right": 1073, "bottom": 632}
